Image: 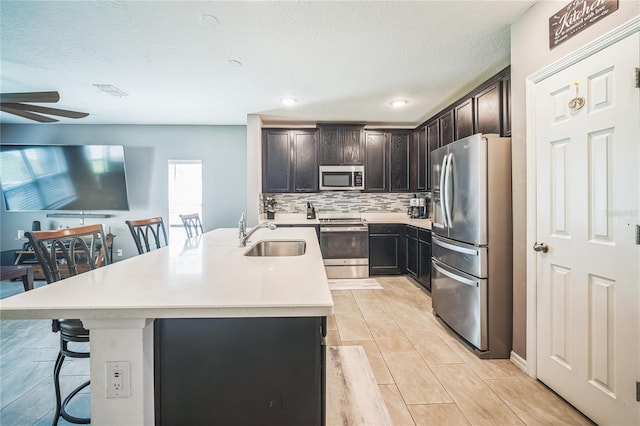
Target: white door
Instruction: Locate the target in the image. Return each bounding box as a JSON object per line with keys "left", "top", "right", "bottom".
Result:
{"left": 535, "top": 32, "right": 639, "bottom": 425}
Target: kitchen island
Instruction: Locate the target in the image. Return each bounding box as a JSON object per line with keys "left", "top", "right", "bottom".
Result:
{"left": 0, "top": 227, "right": 332, "bottom": 425}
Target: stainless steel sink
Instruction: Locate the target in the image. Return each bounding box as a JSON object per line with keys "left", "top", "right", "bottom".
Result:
{"left": 244, "top": 240, "right": 306, "bottom": 257}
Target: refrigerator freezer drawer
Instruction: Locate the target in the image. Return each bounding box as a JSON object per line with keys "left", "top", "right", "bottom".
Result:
{"left": 432, "top": 235, "right": 487, "bottom": 278}
{"left": 431, "top": 258, "right": 487, "bottom": 351}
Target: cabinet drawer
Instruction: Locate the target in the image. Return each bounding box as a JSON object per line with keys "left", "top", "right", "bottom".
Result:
{"left": 418, "top": 229, "right": 431, "bottom": 243}
{"left": 405, "top": 225, "right": 418, "bottom": 238}
{"left": 368, "top": 224, "right": 403, "bottom": 235}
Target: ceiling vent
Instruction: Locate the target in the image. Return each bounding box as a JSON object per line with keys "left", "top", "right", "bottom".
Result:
{"left": 92, "top": 84, "right": 128, "bottom": 97}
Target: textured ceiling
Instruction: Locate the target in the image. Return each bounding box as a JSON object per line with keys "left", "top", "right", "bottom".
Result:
{"left": 0, "top": 1, "right": 535, "bottom": 126}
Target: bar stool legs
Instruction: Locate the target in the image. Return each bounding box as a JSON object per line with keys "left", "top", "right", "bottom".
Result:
{"left": 52, "top": 329, "right": 90, "bottom": 425}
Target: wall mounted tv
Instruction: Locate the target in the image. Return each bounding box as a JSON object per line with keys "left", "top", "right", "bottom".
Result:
{"left": 0, "top": 144, "right": 130, "bottom": 211}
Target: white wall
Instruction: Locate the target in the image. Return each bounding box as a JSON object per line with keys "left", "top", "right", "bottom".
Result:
{"left": 510, "top": 0, "right": 640, "bottom": 359}
{"left": 0, "top": 124, "right": 247, "bottom": 260}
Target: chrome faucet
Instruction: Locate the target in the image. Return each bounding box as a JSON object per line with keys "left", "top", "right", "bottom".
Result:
{"left": 238, "top": 213, "right": 276, "bottom": 246}
{"left": 238, "top": 212, "right": 247, "bottom": 242}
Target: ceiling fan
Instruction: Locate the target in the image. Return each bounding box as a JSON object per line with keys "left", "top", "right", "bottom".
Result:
{"left": 0, "top": 91, "right": 89, "bottom": 123}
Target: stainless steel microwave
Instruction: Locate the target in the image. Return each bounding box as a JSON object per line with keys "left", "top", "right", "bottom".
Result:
{"left": 319, "top": 165, "right": 364, "bottom": 191}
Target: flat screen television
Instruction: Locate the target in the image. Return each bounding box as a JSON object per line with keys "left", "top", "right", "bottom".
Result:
{"left": 0, "top": 144, "right": 130, "bottom": 211}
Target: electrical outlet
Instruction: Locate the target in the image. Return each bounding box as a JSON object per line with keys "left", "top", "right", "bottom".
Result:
{"left": 106, "top": 361, "right": 131, "bottom": 398}
{"left": 117, "top": 249, "right": 123, "bottom": 257}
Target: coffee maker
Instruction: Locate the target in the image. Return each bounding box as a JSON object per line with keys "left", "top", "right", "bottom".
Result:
{"left": 408, "top": 195, "right": 427, "bottom": 219}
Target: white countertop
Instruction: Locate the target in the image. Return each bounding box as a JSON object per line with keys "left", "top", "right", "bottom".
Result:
{"left": 261, "top": 212, "right": 432, "bottom": 230}
{"left": 0, "top": 227, "right": 333, "bottom": 320}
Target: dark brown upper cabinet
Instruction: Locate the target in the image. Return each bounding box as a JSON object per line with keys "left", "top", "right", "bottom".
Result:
{"left": 439, "top": 110, "right": 455, "bottom": 147}
{"left": 454, "top": 98, "right": 474, "bottom": 140}
{"left": 262, "top": 129, "right": 318, "bottom": 193}
{"left": 389, "top": 132, "right": 411, "bottom": 192}
{"left": 364, "top": 131, "right": 388, "bottom": 192}
{"left": 410, "top": 128, "right": 427, "bottom": 192}
{"left": 502, "top": 75, "right": 511, "bottom": 136}
{"left": 475, "top": 82, "right": 502, "bottom": 136}
{"left": 318, "top": 125, "right": 364, "bottom": 165}
{"left": 426, "top": 120, "right": 440, "bottom": 190}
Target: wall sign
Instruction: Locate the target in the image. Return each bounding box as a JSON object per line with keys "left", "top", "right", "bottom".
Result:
{"left": 549, "top": 0, "right": 619, "bottom": 49}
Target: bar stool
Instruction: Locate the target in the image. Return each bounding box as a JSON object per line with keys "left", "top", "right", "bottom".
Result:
{"left": 25, "top": 224, "right": 110, "bottom": 426}
{"left": 179, "top": 213, "right": 204, "bottom": 238}
{"left": 125, "top": 216, "right": 168, "bottom": 254}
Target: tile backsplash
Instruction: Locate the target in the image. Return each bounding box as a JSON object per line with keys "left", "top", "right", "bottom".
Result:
{"left": 261, "top": 192, "right": 430, "bottom": 214}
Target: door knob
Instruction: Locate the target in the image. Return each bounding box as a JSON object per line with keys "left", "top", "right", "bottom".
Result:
{"left": 533, "top": 242, "right": 549, "bottom": 253}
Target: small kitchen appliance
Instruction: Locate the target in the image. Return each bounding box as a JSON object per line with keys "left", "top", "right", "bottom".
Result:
{"left": 319, "top": 165, "right": 364, "bottom": 191}
{"left": 408, "top": 195, "right": 427, "bottom": 218}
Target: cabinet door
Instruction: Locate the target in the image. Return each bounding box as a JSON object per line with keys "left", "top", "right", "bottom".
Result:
{"left": 389, "top": 132, "right": 410, "bottom": 192}
{"left": 342, "top": 128, "right": 363, "bottom": 165}
{"left": 475, "top": 82, "right": 501, "bottom": 136}
{"left": 502, "top": 75, "right": 511, "bottom": 136}
{"left": 292, "top": 130, "right": 318, "bottom": 192}
{"left": 439, "top": 110, "right": 455, "bottom": 146}
{"left": 318, "top": 127, "right": 341, "bottom": 165}
{"left": 426, "top": 120, "right": 439, "bottom": 190}
{"left": 364, "top": 132, "right": 387, "bottom": 192}
{"left": 455, "top": 98, "right": 474, "bottom": 140}
{"left": 369, "top": 224, "right": 405, "bottom": 275}
{"left": 263, "top": 130, "right": 291, "bottom": 193}
{"left": 413, "top": 128, "right": 427, "bottom": 191}
{"left": 406, "top": 235, "right": 418, "bottom": 277}
{"left": 418, "top": 239, "right": 431, "bottom": 291}
{"left": 155, "top": 317, "right": 324, "bottom": 426}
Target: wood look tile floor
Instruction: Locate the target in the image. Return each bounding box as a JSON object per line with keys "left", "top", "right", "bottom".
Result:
{"left": 330, "top": 276, "right": 594, "bottom": 426}
{"left": 0, "top": 277, "right": 594, "bottom": 425}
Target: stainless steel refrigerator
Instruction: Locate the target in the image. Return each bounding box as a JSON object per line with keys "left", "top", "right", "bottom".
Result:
{"left": 431, "top": 133, "right": 512, "bottom": 359}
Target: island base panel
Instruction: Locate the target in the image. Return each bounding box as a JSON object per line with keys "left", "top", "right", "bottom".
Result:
{"left": 154, "top": 317, "right": 326, "bottom": 426}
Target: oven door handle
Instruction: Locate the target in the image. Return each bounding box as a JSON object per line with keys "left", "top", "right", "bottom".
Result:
{"left": 320, "top": 226, "right": 369, "bottom": 233}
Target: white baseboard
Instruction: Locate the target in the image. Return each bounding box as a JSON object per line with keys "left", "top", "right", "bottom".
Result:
{"left": 510, "top": 351, "right": 528, "bottom": 374}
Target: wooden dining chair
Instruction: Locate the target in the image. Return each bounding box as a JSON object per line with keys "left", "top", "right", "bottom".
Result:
{"left": 179, "top": 213, "right": 204, "bottom": 238}
{"left": 25, "top": 224, "right": 110, "bottom": 426}
{"left": 125, "top": 216, "right": 168, "bottom": 254}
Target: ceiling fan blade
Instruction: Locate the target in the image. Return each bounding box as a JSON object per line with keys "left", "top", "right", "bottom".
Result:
{"left": 3, "top": 102, "right": 89, "bottom": 119}
{"left": 0, "top": 91, "right": 60, "bottom": 103}
{"left": 0, "top": 105, "right": 59, "bottom": 123}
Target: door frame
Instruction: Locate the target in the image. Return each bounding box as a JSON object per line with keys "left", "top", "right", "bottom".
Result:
{"left": 525, "top": 16, "right": 640, "bottom": 378}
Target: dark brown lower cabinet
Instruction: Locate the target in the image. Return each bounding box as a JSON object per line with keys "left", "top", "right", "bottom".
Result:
{"left": 405, "top": 226, "right": 432, "bottom": 291}
{"left": 417, "top": 229, "right": 432, "bottom": 291}
{"left": 369, "top": 224, "right": 405, "bottom": 275}
{"left": 155, "top": 317, "right": 326, "bottom": 426}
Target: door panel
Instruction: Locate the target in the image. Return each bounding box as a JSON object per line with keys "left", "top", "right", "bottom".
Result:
{"left": 431, "top": 145, "right": 447, "bottom": 234}
{"left": 535, "top": 32, "right": 639, "bottom": 426}
{"left": 432, "top": 258, "right": 487, "bottom": 350}
{"left": 447, "top": 134, "right": 487, "bottom": 245}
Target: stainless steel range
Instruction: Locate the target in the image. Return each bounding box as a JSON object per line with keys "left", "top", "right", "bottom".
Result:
{"left": 319, "top": 217, "right": 369, "bottom": 279}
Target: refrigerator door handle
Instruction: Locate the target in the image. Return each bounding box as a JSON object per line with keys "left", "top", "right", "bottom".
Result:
{"left": 432, "top": 259, "right": 479, "bottom": 288}
{"left": 439, "top": 154, "right": 449, "bottom": 227}
{"left": 444, "top": 153, "right": 454, "bottom": 228}
{"left": 432, "top": 236, "right": 479, "bottom": 256}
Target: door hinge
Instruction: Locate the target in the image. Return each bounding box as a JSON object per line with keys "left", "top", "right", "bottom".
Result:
{"left": 637, "top": 381, "right": 640, "bottom": 402}
{"left": 636, "top": 68, "right": 640, "bottom": 88}
{"left": 636, "top": 225, "right": 640, "bottom": 245}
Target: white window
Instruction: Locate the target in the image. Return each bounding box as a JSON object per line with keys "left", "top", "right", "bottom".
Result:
{"left": 167, "top": 160, "right": 202, "bottom": 242}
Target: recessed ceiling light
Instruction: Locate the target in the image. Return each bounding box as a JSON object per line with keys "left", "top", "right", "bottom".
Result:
{"left": 228, "top": 59, "right": 242, "bottom": 67}
{"left": 281, "top": 97, "right": 297, "bottom": 106}
{"left": 390, "top": 99, "right": 408, "bottom": 108}
{"left": 199, "top": 14, "right": 219, "bottom": 27}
